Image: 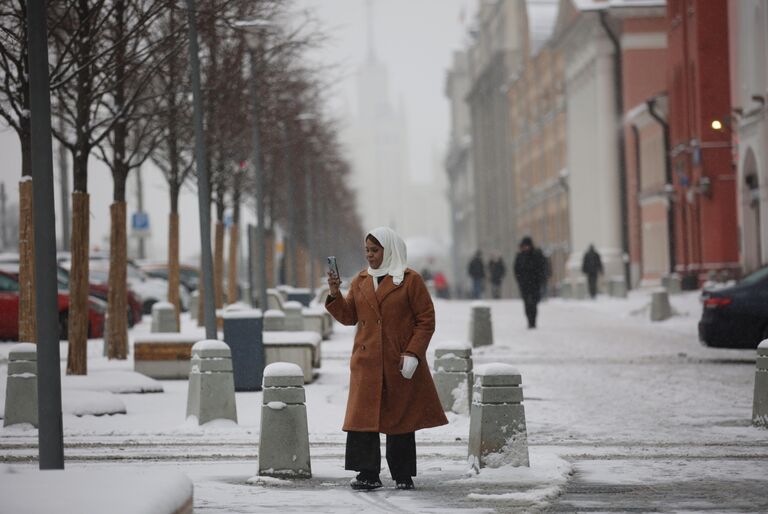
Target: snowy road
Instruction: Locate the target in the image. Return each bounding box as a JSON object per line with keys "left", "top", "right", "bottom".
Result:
{"left": 2, "top": 291, "right": 768, "bottom": 512}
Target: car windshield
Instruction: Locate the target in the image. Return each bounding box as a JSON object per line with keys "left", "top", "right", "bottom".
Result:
{"left": 740, "top": 266, "right": 768, "bottom": 286}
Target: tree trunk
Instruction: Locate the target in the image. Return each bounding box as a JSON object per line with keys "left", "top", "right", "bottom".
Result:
{"left": 18, "top": 178, "right": 35, "bottom": 343}
{"left": 67, "top": 191, "right": 89, "bottom": 375}
{"left": 227, "top": 223, "right": 239, "bottom": 303}
{"left": 107, "top": 202, "right": 128, "bottom": 359}
{"left": 168, "top": 211, "right": 181, "bottom": 330}
{"left": 214, "top": 221, "right": 224, "bottom": 308}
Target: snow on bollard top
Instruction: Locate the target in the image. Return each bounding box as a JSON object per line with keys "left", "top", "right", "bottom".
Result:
{"left": 192, "top": 339, "right": 230, "bottom": 351}
{"left": 474, "top": 363, "right": 519, "bottom": 376}
{"left": 471, "top": 301, "right": 491, "bottom": 309}
{"left": 222, "top": 308, "right": 263, "bottom": 319}
{"left": 759, "top": 339, "right": 768, "bottom": 350}
{"left": 284, "top": 300, "right": 303, "bottom": 309}
{"left": 152, "top": 301, "right": 174, "bottom": 310}
{"left": 224, "top": 302, "right": 251, "bottom": 312}
{"left": 264, "top": 309, "right": 286, "bottom": 318}
{"left": 9, "top": 342, "right": 37, "bottom": 355}
{"left": 264, "top": 362, "right": 303, "bottom": 377}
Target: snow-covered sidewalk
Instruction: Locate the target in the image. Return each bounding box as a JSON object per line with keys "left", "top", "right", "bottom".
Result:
{"left": 1, "top": 290, "right": 767, "bottom": 512}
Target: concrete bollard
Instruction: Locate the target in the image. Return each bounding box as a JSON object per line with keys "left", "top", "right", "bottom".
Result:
{"left": 186, "top": 340, "right": 237, "bottom": 425}
{"left": 468, "top": 363, "right": 529, "bottom": 471}
{"left": 151, "top": 301, "right": 178, "bottom": 333}
{"left": 650, "top": 288, "right": 672, "bottom": 322}
{"left": 264, "top": 309, "right": 286, "bottom": 331}
{"left": 189, "top": 291, "right": 199, "bottom": 321}
{"left": 608, "top": 276, "right": 627, "bottom": 298}
{"left": 283, "top": 301, "right": 305, "bottom": 331}
{"left": 267, "top": 289, "right": 285, "bottom": 311}
{"left": 259, "top": 362, "right": 312, "bottom": 478}
{"left": 301, "top": 307, "right": 325, "bottom": 338}
{"left": 3, "top": 343, "right": 38, "bottom": 427}
{"left": 753, "top": 340, "right": 768, "bottom": 427}
{"left": 222, "top": 307, "right": 265, "bottom": 391}
{"left": 573, "top": 278, "right": 588, "bottom": 300}
{"left": 286, "top": 288, "right": 312, "bottom": 307}
{"left": 662, "top": 273, "right": 682, "bottom": 295}
{"left": 559, "top": 281, "right": 572, "bottom": 299}
{"left": 469, "top": 302, "right": 493, "bottom": 348}
{"left": 433, "top": 341, "right": 473, "bottom": 414}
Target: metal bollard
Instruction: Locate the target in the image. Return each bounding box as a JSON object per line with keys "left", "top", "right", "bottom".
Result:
{"left": 433, "top": 341, "right": 473, "bottom": 414}
{"left": 186, "top": 340, "right": 237, "bottom": 424}
{"left": 263, "top": 309, "right": 286, "bottom": 331}
{"left": 650, "top": 288, "right": 672, "bottom": 321}
{"left": 151, "top": 301, "right": 178, "bottom": 333}
{"left": 283, "top": 301, "right": 305, "bottom": 331}
{"left": 753, "top": 340, "right": 768, "bottom": 427}
{"left": 468, "top": 363, "right": 529, "bottom": 471}
{"left": 469, "top": 302, "right": 493, "bottom": 348}
{"left": 3, "top": 343, "right": 38, "bottom": 427}
{"left": 222, "top": 307, "right": 265, "bottom": 392}
{"left": 259, "top": 362, "right": 312, "bottom": 478}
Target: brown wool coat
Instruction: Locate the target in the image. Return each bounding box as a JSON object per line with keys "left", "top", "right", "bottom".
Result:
{"left": 325, "top": 268, "right": 449, "bottom": 434}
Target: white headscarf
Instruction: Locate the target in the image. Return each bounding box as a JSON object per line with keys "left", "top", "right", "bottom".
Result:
{"left": 366, "top": 226, "right": 408, "bottom": 289}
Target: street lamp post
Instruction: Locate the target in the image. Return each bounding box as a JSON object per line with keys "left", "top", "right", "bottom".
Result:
{"left": 296, "top": 113, "right": 316, "bottom": 297}
{"left": 236, "top": 19, "right": 272, "bottom": 311}
{"left": 185, "top": 0, "right": 217, "bottom": 339}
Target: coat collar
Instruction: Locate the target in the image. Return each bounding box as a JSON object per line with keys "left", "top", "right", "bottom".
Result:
{"left": 357, "top": 268, "right": 412, "bottom": 314}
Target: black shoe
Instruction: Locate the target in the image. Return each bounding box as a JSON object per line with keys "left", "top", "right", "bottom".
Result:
{"left": 350, "top": 472, "right": 382, "bottom": 491}
{"left": 394, "top": 477, "right": 414, "bottom": 490}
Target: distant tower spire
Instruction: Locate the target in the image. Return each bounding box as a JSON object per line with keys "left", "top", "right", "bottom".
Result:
{"left": 366, "top": 0, "right": 376, "bottom": 62}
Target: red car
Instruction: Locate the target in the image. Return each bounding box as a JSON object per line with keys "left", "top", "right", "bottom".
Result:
{"left": 0, "top": 270, "right": 106, "bottom": 340}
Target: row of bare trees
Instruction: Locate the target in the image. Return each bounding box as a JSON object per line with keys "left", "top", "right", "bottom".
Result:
{"left": 0, "top": 0, "right": 363, "bottom": 375}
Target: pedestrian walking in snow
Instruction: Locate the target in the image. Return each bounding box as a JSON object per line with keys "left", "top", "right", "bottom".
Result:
{"left": 468, "top": 250, "right": 485, "bottom": 299}
{"left": 325, "top": 227, "right": 448, "bottom": 491}
{"left": 582, "top": 244, "right": 604, "bottom": 299}
{"left": 488, "top": 253, "right": 506, "bottom": 299}
{"left": 513, "top": 236, "right": 547, "bottom": 329}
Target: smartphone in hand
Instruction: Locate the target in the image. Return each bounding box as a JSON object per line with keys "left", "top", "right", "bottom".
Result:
{"left": 327, "top": 256, "right": 340, "bottom": 279}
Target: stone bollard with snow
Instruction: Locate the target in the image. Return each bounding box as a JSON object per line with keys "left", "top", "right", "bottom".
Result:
{"left": 283, "top": 301, "right": 305, "bottom": 331}
{"left": 189, "top": 291, "right": 199, "bottom": 321}
{"left": 469, "top": 303, "right": 493, "bottom": 348}
{"left": 4, "top": 343, "right": 38, "bottom": 427}
{"left": 559, "top": 281, "right": 573, "bottom": 299}
{"left": 468, "top": 363, "right": 529, "bottom": 471}
{"left": 301, "top": 307, "right": 325, "bottom": 338}
{"left": 753, "top": 340, "right": 768, "bottom": 427}
{"left": 266, "top": 289, "right": 285, "bottom": 311}
{"left": 151, "top": 302, "right": 177, "bottom": 333}
{"left": 650, "top": 289, "right": 672, "bottom": 322}
{"left": 573, "top": 278, "right": 588, "bottom": 300}
{"left": 263, "top": 309, "right": 286, "bottom": 331}
{"left": 433, "top": 341, "right": 473, "bottom": 414}
{"left": 186, "top": 340, "right": 237, "bottom": 425}
{"left": 258, "top": 362, "right": 312, "bottom": 478}
{"left": 608, "top": 276, "right": 627, "bottom": 298}
{"left": 662, "top": 273, "right": 682, "bottom": 294}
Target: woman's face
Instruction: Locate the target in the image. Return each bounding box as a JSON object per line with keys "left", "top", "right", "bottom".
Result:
{"left": 365, "top": 238, "right": 384, "bottom": 269}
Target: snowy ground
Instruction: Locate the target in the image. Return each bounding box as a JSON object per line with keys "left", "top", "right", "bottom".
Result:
{"left": 1, "top": 290, "right": 767, "bottom": 512}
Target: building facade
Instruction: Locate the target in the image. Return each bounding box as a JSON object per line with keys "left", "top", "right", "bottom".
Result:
{"left": 444, "top": 50, "right": 477, "bottom": 297}
{"left": 728, "top": 0, "right": 768, "bottom": 273}
{"left": 667, "top": 0, "right": 738, "bottom": 284}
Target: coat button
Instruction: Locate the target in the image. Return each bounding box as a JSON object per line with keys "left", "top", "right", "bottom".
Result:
{"left": 362, "top": 345, "right": 366, "bottom": 350}
{"left": 377, "top": 319, "right": 381, "bottom": 325}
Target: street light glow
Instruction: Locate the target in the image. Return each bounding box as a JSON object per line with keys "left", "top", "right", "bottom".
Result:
{"left": 711, "top": 119, "right": 723, "bottom": 130}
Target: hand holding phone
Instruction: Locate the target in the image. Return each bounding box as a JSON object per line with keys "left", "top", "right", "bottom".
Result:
{"left": 327, "top": 256, "right": 341, "bottom": 298}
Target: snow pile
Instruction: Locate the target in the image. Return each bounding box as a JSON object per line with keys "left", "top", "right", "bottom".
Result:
{"left": 451, "top": 379, "right": 470, "bottom": 415}
{"left": 62, "top": 370, "right": 163, "bottom": 394}
{"left": 246, "top": 475, "right": 292, "bottom": 486}
{"left": 0, "top": 467, "right": 193, "bottom": 514}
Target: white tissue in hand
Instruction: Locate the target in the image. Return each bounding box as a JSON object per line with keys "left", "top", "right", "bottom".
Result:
{"left": 400, "top": 355, "right": 418, "bottom": 379}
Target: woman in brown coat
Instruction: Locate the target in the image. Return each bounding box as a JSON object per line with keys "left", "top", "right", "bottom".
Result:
{"left": 326, "top": 227, "right": 448, "bottom": 491}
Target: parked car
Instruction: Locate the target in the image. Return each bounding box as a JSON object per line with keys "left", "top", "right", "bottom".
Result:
{"left": 0, "top": 269, "right": 106, "bottom": 340}
{"left": 137, "top": 261, "right": 200, "bottom": 293}
{"left": 698, "top": 265, "right": 768, "bottom": 348}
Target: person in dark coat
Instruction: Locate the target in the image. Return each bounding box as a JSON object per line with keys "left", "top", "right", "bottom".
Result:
{"left": 488, "top": 253, "right": 506, "bottom": 299}
{"left": 326, "top": 227, "right": 448, "bottom": 491}
{"left": 468, "top": 250, "right": 485, "bottom": 299}
{"left": 513, "top": 236, "right": 547, "bottom": 329}
{"left": 581, "top": 244, "right": 604, "bottom": 299}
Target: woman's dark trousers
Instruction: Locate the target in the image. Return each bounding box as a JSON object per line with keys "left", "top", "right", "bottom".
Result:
{"left": 521, "top": 291, "right": 539, "bottom": 328}
{"left": 587, "top": 273, "right": 598, "bottom": 298}
{"left": 345, "top": 431, "right": 416, "bottom": 479}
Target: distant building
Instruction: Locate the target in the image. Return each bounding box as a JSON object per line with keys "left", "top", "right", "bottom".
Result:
{"left": 728, "top": 0, "right": 768, "bottom": 273}
{"left": 465, "top": 0, "right": 529, "bottom": 297}
{"left": 444, "top": 50, "right": 476, "bottom": 296}
{"left": 667, "top": 0, "right": 738, "bottom": 284}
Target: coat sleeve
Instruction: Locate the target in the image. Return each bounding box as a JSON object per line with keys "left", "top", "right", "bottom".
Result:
{"left": 325, "top": 277, "right": 358, "bottom": 326}
{"left": 404, "top": 274, "right": 435, "bottom": 362}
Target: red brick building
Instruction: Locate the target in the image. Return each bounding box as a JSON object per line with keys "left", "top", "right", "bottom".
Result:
{"left": 667, "top": 0, "right": 738, "bottom": 285}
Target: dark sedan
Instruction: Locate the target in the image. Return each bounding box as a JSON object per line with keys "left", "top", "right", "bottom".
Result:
{"left": 699, "top": 266, "right": 768, "bottom": 348}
